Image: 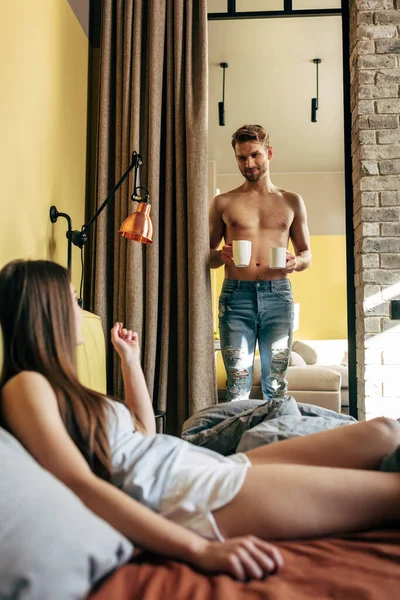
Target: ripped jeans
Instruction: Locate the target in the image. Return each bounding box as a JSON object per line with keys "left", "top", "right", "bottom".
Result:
{"left": 218, "top": 279, "right": 294, "bottom": 402}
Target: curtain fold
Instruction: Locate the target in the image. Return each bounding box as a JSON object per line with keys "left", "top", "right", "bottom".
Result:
{"left": 89, "top": 0, "right": 217, "bottom": 434}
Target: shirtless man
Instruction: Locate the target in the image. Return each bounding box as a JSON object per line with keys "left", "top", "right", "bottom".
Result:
{"left": 209, "top": 124, "right": 311, "bottom": 401}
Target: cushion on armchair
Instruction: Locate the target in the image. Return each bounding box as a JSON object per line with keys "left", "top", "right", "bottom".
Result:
{"left": 294, "top": 339, "right": 348, "bottom": 367}
{"left": 289, "top": 351, "right": 307, "bottom": 367}
{"left": 292, "top": 340, "right": 318, "bottom": 365}
{"left": 286, "top": 366, "right": 341, "bottom": 392}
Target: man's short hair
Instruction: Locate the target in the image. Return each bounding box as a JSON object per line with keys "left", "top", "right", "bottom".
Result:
{"left": 231, "top": 125, "right": 270, "bottom": 151}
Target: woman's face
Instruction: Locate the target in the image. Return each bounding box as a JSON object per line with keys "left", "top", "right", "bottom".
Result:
{"left": 70, "top": 284, "right": 84, "bottom": 345}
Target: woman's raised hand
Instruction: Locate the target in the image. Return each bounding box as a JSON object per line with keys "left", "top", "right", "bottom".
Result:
{"left": 111, "top": 322, "right": 140, "bottom": 364}
{"left": 194, "top": 536, "right": 283, "bottom": 580}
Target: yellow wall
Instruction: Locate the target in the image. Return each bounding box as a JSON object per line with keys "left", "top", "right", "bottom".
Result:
{"left": 289, "top": 235, "right": 348, "bottom": 340}
{"left": 211, "top": 235, "right": 348, "bottom": 341}
{"left": 0, "top": 0, "right": 88, "bottom": 291}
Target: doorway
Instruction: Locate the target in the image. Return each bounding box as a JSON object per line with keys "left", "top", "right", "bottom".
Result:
{"left": 207, "top": 0, "right": 356, "bottom": 418}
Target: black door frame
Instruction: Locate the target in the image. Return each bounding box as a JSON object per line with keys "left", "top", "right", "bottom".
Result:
{"left": 208, "top": 1, "right": 341, "bottom": 20}
{"left": 207, "top": 2, "right": 357, "bottom": 419}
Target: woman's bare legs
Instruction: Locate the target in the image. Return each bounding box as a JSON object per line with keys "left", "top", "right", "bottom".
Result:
{"left": 213, "top": 464, "right": 400, "bottom": 541}
{"left": 213, "top": 418, "right": 400, "bottom": 541}
{"left": 245, "top": 417, "right": 400, "bottom": 470}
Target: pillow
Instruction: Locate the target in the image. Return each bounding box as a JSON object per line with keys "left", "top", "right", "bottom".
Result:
{"left": 292, "top": 340, "right": 318, "bottom": 365}
{"left": 0, "top": 427, "right": 133, "bottom": 600}
{"left": 289, "top": 351, "right": 307, "bottom": 367}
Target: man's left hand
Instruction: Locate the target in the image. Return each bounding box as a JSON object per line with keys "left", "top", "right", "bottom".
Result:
{"left": 282, "top": 251, "right": 296, "bottom": 274}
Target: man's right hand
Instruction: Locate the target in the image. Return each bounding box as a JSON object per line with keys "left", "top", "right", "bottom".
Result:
{"left": 221, "top": 243, "right": 234, "bottom": 265}
{"left": 193, "top": 536, "right": 284, "bottom": 580}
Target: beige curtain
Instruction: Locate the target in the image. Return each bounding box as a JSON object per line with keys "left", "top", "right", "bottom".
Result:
{"left": 88, "top": 0, "right": 217, "bottom": 434}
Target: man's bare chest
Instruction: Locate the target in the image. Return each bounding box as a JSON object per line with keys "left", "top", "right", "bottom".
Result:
{"left": 223, "top": 201, "right": 294, "bottom": 232}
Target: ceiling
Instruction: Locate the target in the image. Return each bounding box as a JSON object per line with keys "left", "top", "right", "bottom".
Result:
{"left": 208, "top": 15, "right": 345, "bottom": 174}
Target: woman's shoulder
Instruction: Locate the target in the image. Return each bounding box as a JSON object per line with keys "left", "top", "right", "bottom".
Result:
{"left": 2, "top": 371, "right": 53, "bottom": 398}
{"left": 1, "top": 372, "right": 57, "bottom": 431}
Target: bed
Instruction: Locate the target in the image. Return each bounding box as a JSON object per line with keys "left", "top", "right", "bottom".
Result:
{"left": 90, "top": 529, "right": 400, "bottom": 600}
{"left": 88, "top": 399, "right": 400, "bottom": 599}
{"left": 2, "top": 320, "right": 399, "bottom": 600}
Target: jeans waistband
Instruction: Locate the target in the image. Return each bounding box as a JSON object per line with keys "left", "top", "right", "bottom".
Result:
{"left": 222, "top": 279, "right": 291, "bottom": 292}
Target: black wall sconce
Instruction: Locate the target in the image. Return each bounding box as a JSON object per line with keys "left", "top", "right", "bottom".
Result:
{"left": 311, "top": 58, "right": 321, "bottom": 123}
{"left": 218, "top": 62, "right": 228, "bottom": 126}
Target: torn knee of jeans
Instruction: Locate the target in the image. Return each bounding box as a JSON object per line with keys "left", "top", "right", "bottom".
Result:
{"left": 224, "top": 346, "right": 245, "bottom": 360}
{"left": 271, "top": 347, "right": 290, "bottom": 374}
{"left": 228, "top": 367, "right": 249, "bottom": 380}
{"left": 227, "top": 381, "right": 250, "bottom": 401}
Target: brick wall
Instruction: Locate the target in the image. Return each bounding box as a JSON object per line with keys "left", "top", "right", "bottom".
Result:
{"left": 350, "top": 0, "right": 400, "bottom": 419}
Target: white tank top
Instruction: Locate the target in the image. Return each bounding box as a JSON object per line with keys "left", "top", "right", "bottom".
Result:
{"left": 107, "top": 400, "right": 249, "bottom": 517}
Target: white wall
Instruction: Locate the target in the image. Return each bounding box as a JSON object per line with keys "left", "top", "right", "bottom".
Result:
{"left": 208, "top": 16, "right": 344, "bottom": 175}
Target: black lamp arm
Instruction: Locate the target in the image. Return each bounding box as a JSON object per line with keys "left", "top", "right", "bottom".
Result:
{"left": 70, "top": 150, "right": 147, "bottom": 249}
{"left": 49, "top": 149, "right": 150, "bottom": 269}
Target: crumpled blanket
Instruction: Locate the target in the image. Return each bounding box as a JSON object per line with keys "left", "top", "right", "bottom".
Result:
{"left": 181, "top": 396, "right": 356, "bottom": 455}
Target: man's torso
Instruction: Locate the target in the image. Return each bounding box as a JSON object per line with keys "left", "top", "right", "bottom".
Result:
{"left": 219, "top": 186, "right": 296, "bottom": 281}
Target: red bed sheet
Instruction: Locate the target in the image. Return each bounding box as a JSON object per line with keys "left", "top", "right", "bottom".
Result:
{"left": 89, "top": 529, "right": 400, "bottom": 600}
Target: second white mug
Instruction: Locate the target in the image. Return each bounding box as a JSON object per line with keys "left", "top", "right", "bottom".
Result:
{"left": 269, "top": 247, "right": 287, "bottom": 269}
{"left": 232, "top": 240, "right": 252, "bottom": 267}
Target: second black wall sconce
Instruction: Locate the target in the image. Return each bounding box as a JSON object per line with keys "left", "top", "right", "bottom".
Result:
{"left": 311, "top": 58, "right": 321, "bottom": 123}
{"left": 218, "top": 62, "right": 228, "bottom": 126}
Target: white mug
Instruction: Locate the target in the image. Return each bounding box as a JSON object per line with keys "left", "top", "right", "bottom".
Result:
{"left": 269, "top": 247, "right": 287, "bottom": 269}
{"left": 232, "top": 240, "right": 251, "bottom": 267}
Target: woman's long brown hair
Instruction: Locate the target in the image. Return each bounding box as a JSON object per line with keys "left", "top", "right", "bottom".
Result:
{"left": 0, "top": 259, "right": 120, "bottom": 480}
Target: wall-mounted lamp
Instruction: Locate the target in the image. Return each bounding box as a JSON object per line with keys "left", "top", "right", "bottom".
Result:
{"left": 311, "top": 58, "right": 321, "bottom": 123}
{"left": 218, "top": 62, "right": 228, "bottom": 126}
{"left": 50, "top": 151, "right": 153, "bottom": 302}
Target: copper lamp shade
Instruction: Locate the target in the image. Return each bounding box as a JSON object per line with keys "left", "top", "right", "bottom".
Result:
{"left": 119, "top": 202, "right": 153, "bottom": 244}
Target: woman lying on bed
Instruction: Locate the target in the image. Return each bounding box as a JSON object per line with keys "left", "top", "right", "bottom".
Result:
{"left": 1, "top": 259, "right": 400, "bottom": 582}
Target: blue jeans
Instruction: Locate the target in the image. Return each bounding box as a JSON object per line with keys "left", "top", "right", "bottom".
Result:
{"left": 218, "top": 279, "right": 294, "bottom": 401}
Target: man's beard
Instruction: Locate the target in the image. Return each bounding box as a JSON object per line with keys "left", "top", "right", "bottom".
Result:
{"left": 243, "top": 166, "right": 266, "bottom": 182}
